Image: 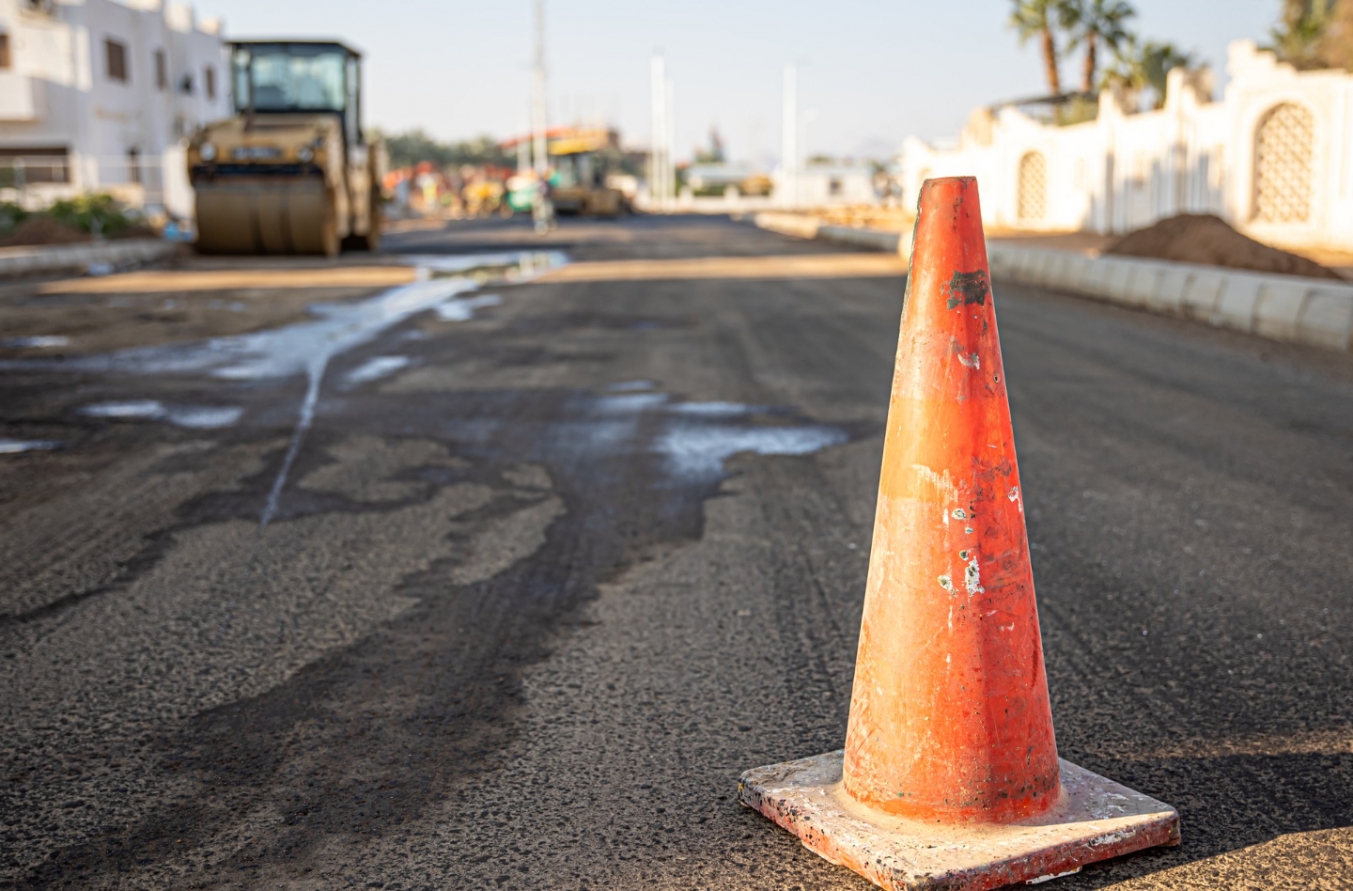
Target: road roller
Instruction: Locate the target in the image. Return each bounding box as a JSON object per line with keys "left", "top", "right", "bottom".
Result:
{"left": 187, "top": 40, "right": 383, "bottom": 256}
{"left": 546, "top": 129, "right": 628, "bottom": 217}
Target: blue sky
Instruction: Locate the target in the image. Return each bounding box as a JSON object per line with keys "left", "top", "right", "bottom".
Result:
{"left": 208, "top": 0, "right": 1279, "bottom": 162}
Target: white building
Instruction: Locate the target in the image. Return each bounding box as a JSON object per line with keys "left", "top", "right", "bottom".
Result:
{"left": 774, "top": 162, "right": 878, "bottom": 208}
{"left": 0, "top": 0, "right": 228, "bottom": 218}
{"left": 901, "top": 40, "right": 1353, "bottom": 252}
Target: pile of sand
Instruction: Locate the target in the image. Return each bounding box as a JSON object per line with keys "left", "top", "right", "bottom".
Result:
{"left": 0, "top": 217, "right": 158, "bottom": 249}
{"left": 0, "top": 216, "right": 89, "bottom": 248}
{"left": 1103, "top": 214, "right": 1344, "bottom": 281}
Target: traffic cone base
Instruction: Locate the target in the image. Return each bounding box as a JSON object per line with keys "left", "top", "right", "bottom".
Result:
{"left": 739, "top": 751, "right": 1179, "bottom": 891}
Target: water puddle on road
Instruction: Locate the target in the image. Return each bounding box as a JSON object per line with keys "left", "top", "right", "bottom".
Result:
{"left": 343, "top": 356, "right": 412, "bottom": 387}
{"left": 434, "top": 294, "right": 501, "bottom": 322}
{"left": 2, "top": 336, "right": 71, "bottom": 350}
{"left": 411, "top": 251, "right": 563, "bottom": 282}
{"left": 605, "top": 380, "right": 656, "bottom": 392}
{"left": 5, "top": 250, "right": 567, "bottom": 529}
{"left": 551, "top": 389, "right": 847, "bottom": 485}
{"left": 655, "top": 422, "right": 847, "bottom": 480}
{"left": 0, "top": 438, "right": 61, "bottom": 455}
{"left": 3, "top": 251, "right": 564, "bottom": 384}
{"left": 79, "top": 401, "right": 244, "bottom": 430}
{"left": 593, "top": 392, "right": 669, "bottom": 414}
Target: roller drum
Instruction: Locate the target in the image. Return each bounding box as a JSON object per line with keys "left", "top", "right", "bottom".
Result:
{"left": 194, "top": 181, "right": 337, "bottom": 256}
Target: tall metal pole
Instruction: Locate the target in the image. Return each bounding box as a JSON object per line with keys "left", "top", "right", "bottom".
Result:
{"left": 782, "top": 65, "right": 797, "bottom": 209}
{"left": 651, "top": 54, "right": 666, "bottom": 211}
{"left": 532, "top": 0, "right": 548, "bottom": 175}
{"left": 664, "top": 75, "right": 675, "bottom": 209}
{"left": 801, "top": 109, "right": 816, "bottom": 172}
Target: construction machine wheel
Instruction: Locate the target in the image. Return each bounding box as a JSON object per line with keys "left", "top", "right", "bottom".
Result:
{"left": 342, "top": 228, "right": 379, "bottom": 252}
{"left": 194, "top": 181, "right": 338, "bottom": 256}
{"left": 586, "top": 189, "right": 622, "bottom": 218}
{"left": 341, "top": 192, "right": 382, "bottom": 252}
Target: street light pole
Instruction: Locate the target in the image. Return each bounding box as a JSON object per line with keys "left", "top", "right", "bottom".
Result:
{"left": 782, "top": 65, "right": 797, "bottom": 209}
{"left": 665, "top": 75, "right": 675, "bottom": 209}
{"left": 651, "top": 54, "right": 667, "bottom": 211}
{"left": 517, "top": 118, "right": 530, "bottom": 175}
{"left": 532, "top": 0, "right": 548, "bottom": 175}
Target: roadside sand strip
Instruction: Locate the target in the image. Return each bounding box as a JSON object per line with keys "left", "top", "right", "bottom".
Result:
{"left": 39, "top": 266, "right": 420, "bottom": 294}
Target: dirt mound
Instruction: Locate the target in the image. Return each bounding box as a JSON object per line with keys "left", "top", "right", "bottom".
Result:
{"left": 0, "top": 215, "right": 90, "bottom": 248}
{"left": 1103, "top": 214, "right": 1344, "bottom": 281}
{"left": 112, "top": 223, "right": 160, "bottom": 240}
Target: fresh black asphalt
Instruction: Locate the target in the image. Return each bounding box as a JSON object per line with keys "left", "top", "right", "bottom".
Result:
{"left": 1, "top": 215, "right": 1350, "bottom": 889}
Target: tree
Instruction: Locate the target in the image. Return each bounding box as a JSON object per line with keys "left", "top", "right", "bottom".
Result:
{"left": 1325, "top": 0, "right": 1353, "bottom": 69}
{"left": 1102, "top": 37, "right": 1196, "bottom": 109}
{"left": 1269, "top": 0, "right": 1332, "bottom": 67}
{"left": 377, "top": 129, "right": 512, "bottom": 170}
{"left": 1060, "top": 0, "right": 1136, "bottom": 92}
{"left": 1267, "top": 0, "right": 1353, "bottom": 70}
{"left": 1010, "top": 0, "right": 1067, "bottom": 95}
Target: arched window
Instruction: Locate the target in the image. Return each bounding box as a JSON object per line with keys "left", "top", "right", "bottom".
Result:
{"left": 1253, "top": 103, "right": 1314, "bottom": 223}
{"left": 1018, "top": 152, "right": 1047, "bottom": 222}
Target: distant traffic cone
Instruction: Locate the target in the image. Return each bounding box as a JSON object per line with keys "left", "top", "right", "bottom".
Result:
{"left": 739, "top": 177, "right": 1179, "bottom": 891}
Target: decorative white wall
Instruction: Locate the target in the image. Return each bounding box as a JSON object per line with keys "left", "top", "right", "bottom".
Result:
{"left": 901, "top": 40, "right": 1353, "bottom": 252}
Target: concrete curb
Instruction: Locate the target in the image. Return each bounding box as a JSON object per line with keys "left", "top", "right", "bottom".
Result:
{"left": 0, "top": 238, "right": 176, "bottom": 280}
{"left": 754, "top": 212, "right": 904, "bottom": 254}
{"left": 987, "top": 246, "right": 1353, "bottom": 353}
{"left": 749, "top": 214, "right": 1353, "bottom": 353}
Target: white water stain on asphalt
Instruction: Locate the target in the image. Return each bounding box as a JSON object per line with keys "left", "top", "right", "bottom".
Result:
{"left": 573, "top": 389, "right": 847, "bottom": 483}
{"left": 435, "top": 294, "right": 501, "bottom": 321}
{"left": 2, "top": 336, "right": 71, "bottom": 349}
{"left": 80, "top": 401, "right": 244, "bottom": 429}
{"left": 651, "top": 400, "right": 846, "bottom": 480}
{"left": 7, "top": 250, "right": 567, "bottom": 532}
{"left": 606, "top": 380, "right": 656, "bottom": 392}
{"left": 167, "top": 406, "right": 246, "bottom": 429}
{"left": 80, "top": 400, "right": 165, "bottom": 420}
{"left": 343, "top": 356, "right": 412, "bottom": 387}
{"left": 411, "top": 251, "right": 566, "bottom": 281}
{"left": 594, "top": 393, "right": 669, "bottom": 414}
{"left": 667, "top": 401, "right": 756, "bottom": 418}
{"left": 0, "top": 438, "right": 61, "bottom": 455}
{"left": 655, "top": 424, "right": 846, "bottom": 479}
{"left": 245, "top": 253, "right": 559, "bottom": 530}
{"left": 8, "top": 252, "right": 563, "bottom": 384}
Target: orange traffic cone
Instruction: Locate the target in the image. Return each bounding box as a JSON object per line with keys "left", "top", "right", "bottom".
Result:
{"left": 739, "top": 177, "right": 1179, "bottom": 891}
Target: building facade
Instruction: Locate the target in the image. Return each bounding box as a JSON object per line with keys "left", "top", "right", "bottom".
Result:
{"left": 0, "top": 0, "right": 228, "bottom": 218}
{"left": 900, "top": 40, "right": 1353, "bottom": 252}
{"left": 773, "top": 162, "right": 878, "bottom": 208}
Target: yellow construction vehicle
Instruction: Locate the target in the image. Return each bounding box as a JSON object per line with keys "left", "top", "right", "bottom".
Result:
{"left": 187, "top": 40, "right": 382, "bottom": 256}
{"left": 546, "top": 129, "right": 627, "bottom": 217}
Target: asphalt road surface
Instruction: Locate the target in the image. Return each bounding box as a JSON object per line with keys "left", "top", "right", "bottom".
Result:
{"left": 2, "top": 216, "right": 1350, "bottom": 890}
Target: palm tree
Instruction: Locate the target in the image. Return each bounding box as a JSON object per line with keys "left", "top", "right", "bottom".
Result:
{"left": 1102, "top": 37, "right": 1196, "bottom": 110}
{"left": 1325, "top": 1, "right": 1353, "bottom": 70}
{"left": 1010, "top": 0, "right": 1066, "bottom": 95}
{"left": 1060, "top": 0, "right": 1136, "bottom": 92}
{"left": 1268, "top": 0, "right": 1334, "bottom": 69}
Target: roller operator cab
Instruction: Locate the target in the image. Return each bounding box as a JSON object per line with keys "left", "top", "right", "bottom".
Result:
{"left": 188, "top": 41, "right": 384, "bottom": 256}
